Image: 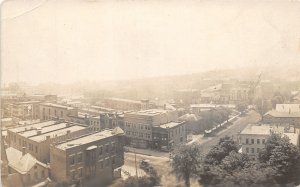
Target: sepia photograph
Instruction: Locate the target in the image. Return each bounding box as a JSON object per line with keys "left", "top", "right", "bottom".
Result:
{"left": 1, "top": 0, "right": 300, "bottom": 186}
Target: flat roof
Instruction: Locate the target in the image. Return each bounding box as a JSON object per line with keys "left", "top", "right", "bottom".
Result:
{"left": 240, "top": 125, "right": 271, "bottom": 135}
{"left": 40, "top": 103, "right": 74, "bottom": 110}
{"left": 30, "top": 125, "right": 86, "bottom": 142}
{"left": 190, "top": 104, "right": 236, "bottom": 108}
{"left": 55, "top": 127, "right": 124, "bottom": 150}
{"left": 18, "top": 123, "right": 69, "bottom": 138}
{"left": 158, "top": 122, "right": 183, "bottom": 129}
{"left": 9, "top": 121, "right": 57, "bottom": 133}
{"left": 106, "top": 97, "right": 141, "bottom": 104}
{"left": 127, "top": 109, "right": 168, "bottom": 116}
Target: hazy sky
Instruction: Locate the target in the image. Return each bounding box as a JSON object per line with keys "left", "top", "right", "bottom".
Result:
{"left": 1, "top": 0, "right": 300, "bottom": 84}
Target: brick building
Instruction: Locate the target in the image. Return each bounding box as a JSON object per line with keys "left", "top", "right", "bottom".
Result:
{"left": 104, "top": 97, "right": 151, "bottom": 111}
{"left": 50, "top": 127, "right": 124, "bottom": 186}
{"left": 152, "top": 121, "right": 186, "bottom": 151}
{"left": 124, "top": 109, "right": 178, "bottom": 148}
{"left": 7, "top": 120, "right": 88, "bottom": 163}
{"left": 39, "top": 103, "right": 78, "bottom": 121}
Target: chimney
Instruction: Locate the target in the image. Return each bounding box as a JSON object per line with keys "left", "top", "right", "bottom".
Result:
{"left": 46, "top": 135, "right": 50, "bottom": 140}
{"left": 67, "top": 130, "right": 71, "bottom": 134}
{"left": 22, "top": 147, "right": 26, "bottom": 156}
{"left": 66, "top": 123, "right": 70, "bottom": 127}
{"left": 37, "top": 130, "right": 42, "bottom": 135}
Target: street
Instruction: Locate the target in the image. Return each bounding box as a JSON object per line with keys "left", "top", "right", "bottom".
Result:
{"left": 120, "top": 110, "right": 261, "bottom": 186}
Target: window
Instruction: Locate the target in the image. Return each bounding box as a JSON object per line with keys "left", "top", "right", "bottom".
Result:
{"left": 246, "top": 139, "right": 249, "bottom": 144}
{"left": 111, "top": 143, "right": 116, "bottom": 152}
{"left": 99, "top": 146, "right": 103, "bottom": 155}
{"left": 34, "top": 172, "right": 38, "bottom": 179}
{"left": 251, "top": 139, "right": 254, "bottom": 144}
{"left": 251, "top": 148, "right": 254, "bottom": 153}
{"left": 71, "top": 170, "right": 76, "bottom": 180}
{"left": 61, "top": 111, "right": 63, "bottom": 117}
{"left": 54, "top": 110, "right": 57, "bottom": 116}
{"left": 41, "top": 170, "right": 45, "bottom": 178}
{"left": 246, "top": 147, "right": 249, "bottom": 153}
{"left": 147, "top": 134, "right": 151, "bottom": 139}
{"left": 78, "top": 168, "right": 83, "bottom": 177}
{"left": 70, "top": 156, "right": 75, "bottom": 165}
{"left": 106, "top": 144, "right": 109, "bottom": 153}
{"left": 99, "top": 160, "right": 104, "bottom": 169}
{"left": 106, "top": 158, "right": 110, "bottom": 167}
{"left": 262, "top": 139, "right": 265, "bottom": 144}
{"left": 257, "top": 148, "right": 260, "bottom": 153}
{"left": 48, "top": 109, "right": 50, "bottom": 115}
{"left": 77, "top": 153, "right": 82, "bottom": 162}
{"left": 112, "top": 156, "right": 115, "bottom": 165}
{"left": 35, "top": 146, "right": 38, "bottom": 153}
{"left": 257, "top": 139, "right": 260, "bottom": 144}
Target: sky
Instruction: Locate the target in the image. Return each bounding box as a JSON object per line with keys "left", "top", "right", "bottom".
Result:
{"left": 1, "top": 0, "right": 300, "bottom": 84}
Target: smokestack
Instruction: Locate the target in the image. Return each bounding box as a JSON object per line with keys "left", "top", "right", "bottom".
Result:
{"left": 22, "top": 147, "right": 26, "bottom": 156}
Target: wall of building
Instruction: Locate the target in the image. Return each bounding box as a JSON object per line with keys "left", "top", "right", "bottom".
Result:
{"left": 240, "top": 134, "right": 268, "bottom": 160}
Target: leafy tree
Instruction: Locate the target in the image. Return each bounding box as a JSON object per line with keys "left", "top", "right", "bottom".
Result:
{"left": 170, "top": 143, "right": 202, "bottom": 187}
{"left": 115, "top": 169, "right": 161, "bottom": 187}
{"left": 254, "top": 98, "right": 271, "bottom": 117}
{"left": 259, "top": 133, "right": 300, "bottom": 185}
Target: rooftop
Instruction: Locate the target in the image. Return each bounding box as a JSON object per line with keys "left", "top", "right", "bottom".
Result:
{"left": 240, "top": 124, "right": 271, "bottom": 135}
{"left": 158, "top": 122, "right": 183, "bottom": 129}
{"left": 106, "top": 97, "right": 142, "bottom": 104}
{"left": 127, "top": 109, "right": 169, "bottom": 116}
{"left": 18, "top": 123, "right": 70, "bottom": 138}
{"left": 55, "top": 127, "right": 124, "bottom": 150}
{"left": 264, "top": 110, "right": 300, "bottom": 118}
{"left": 9, "top": 121, "right": 57, "bottom": 133}
{"left": 29, "top": 125, "right": 86, "bottom": 142}
{"left": 40, "top": 103, "right": 74, "bottom": 110}
{"left": 275, "top": 104, "right": 300, "bottom": 113}
{"left": 6, "top": 147, "right": 47, "bottom": 174}
{"left": 190, "top": 104, "right": 236, "bottom": 108}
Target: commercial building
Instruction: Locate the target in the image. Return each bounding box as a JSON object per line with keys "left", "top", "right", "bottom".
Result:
{"left": 152, "top": 121, "right": 186, "bottom": 151}
{"left": 104, "top": 97, "right": 151, "bottom": 111}
{"left": 263, "top": 104, "right": 300, "bottom": 128}
{"left": 39, "top": 103, "right": 78, "bottom": 121}
{"left": 7, "top": 120, "right": 88, "bottom": 163}
{"left": 8, "top": 101, "right": 41, "bottom": 120}
{"left": 124, "top": 109, "right": 178, "bottom": 148}
{"left": 50, "top": 127, "right": 124, "bottom": 186}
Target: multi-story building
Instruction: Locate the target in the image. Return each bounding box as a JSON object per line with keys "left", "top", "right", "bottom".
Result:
{"left": 39, "top": 103, "right": 78, "bottom": 121}
{"left": 28, "top": 94, "right": 58, "bottom": 103}
{"left": 124, "top": 109, "right": 178, "bottom": 148}
{"left": 152, "top": 121, "right": 186, "bottom": 151}
{"left": 239, "top": 124, "right": 300, "bottom": 160}
{"left": 190, "top": 104, "right": 235, "bottom": 115}
{"left": 8, "top": 101, "right": 41, "bottom": 120}
{"left": 100, "top": 112, "right": 124, "bottom": 130}
{"left": 104, "top": 97, "right": 151, "bottom": 111}
{"left": 263, "top": 104, "right": 300, "bottom": 128}
{"left": 239, "top": 125, "right": 270, "bottom": 160}
{"left": 7, "top": 120, "right": 88, "bottom": 163}
{"left": 50, "top": 127, "right": 124, "bottom": 186}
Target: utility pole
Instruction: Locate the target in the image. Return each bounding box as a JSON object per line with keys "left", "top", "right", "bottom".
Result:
{"left": 134, "top": 148, "right": 139, "bottom": 187}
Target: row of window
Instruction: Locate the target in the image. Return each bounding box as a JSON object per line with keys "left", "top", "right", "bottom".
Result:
{"left": 42, "top": 108, "right": 64, "bottom": 118}
{"left": 125, "top": 131, "right": 151, "bottom": 139}
{"left": 245, "top": 138, "right": 265, "bottom": 145}
{"left": 245, "top": 147, "right": 261, "bottom": 154}
{"left": 69, "top": 143, "right": 116, "bottom": 165}
{"left": 10, "top": 134, "right": 38, "bottom": 153}
{"left": 169, "top": 126, "right": 185, "bottom": 137}
{"left": 125, "top": 122, "right": 151, "bottom": 130}
{"left": 70, "top": 155, "right": 116, "bottom": 180}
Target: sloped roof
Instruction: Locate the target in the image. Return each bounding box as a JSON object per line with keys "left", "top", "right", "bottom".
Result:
{"left": 264, "top": 110, "right": 300, "bottom": 118}
{"left": 6, "top": 147, "right": 47, "bottom": 174}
